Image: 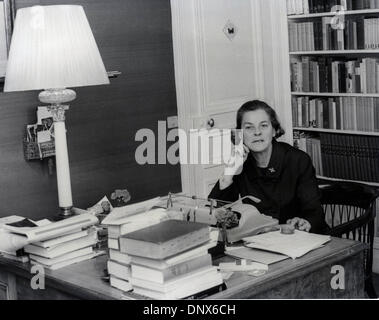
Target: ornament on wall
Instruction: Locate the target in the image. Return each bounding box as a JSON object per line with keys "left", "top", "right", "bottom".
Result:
{"left": 223, "top": 20, "right": 237, "bottom": 41}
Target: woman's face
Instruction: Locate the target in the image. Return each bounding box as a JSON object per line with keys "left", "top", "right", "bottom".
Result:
{"left": 241, "top": 109, "right": 276, "bottom": 153}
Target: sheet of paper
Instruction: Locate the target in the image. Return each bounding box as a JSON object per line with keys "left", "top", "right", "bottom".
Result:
{"left": 0, "top": 231, "right": 29, "bottom": 254}
{"left": 243, "top": 230, "right": 331, "bottom": 259}
{"left": 225, "top": 246, "right": 289, "bottom": 265}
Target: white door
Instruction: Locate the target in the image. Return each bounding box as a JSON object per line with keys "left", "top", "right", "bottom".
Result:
{"left": 171, "top": 0, "right": 292, "bottom": 198}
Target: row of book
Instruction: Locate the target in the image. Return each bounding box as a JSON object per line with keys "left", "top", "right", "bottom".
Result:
{"left": 291, "top": 57, "right": 379, "bottom": 94}
{"left": 294, "top": 132, "right": 379, "bottom": 182}
{"left": 292, "top": 96, "right": 379, "bottom": 132}
{"left": 289, "top": 17, "right": 379, "bottom": 52}
{"left": 287, "top": 0, "right": 379, "bottom": 15}
{"left": 320, "top": 133, "right": 379, "bottom": 182}
{"left": 294, "top": 132, "right": 324, "bottom": 176}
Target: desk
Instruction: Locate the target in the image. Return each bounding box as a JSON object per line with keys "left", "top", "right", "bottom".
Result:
{"left": 0, "top": 238, "right": 366, "bottom": 300}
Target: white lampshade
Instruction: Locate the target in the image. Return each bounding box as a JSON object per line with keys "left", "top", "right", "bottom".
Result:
{"left": 4, "top": 5, "right": 110, "bottom": 92}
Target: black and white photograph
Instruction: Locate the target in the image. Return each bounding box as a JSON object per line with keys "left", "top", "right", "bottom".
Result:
{"left": 0, "top": 0, "right": 378, "bottom": 308}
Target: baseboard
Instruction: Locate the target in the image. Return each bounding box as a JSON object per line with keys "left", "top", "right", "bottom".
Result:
{"left": 373, "top": 237, "right": 379, "bottom": 274}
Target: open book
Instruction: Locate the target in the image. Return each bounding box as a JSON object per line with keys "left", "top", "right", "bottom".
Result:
{"left": 1, "top": 213, "right": 98, "bottom": 243}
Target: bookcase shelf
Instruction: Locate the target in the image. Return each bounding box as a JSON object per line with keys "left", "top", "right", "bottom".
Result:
{"left": 287, "top": 1, "right": 379, "bottom": 186}
{"left": 290, "top": 50, "right": 379, "bottom": 55}
{"left": 317, "top": 175, "right": 379, "bottom": 187}
{"left": 288, "top": 9, "right": 379, "bottom": 19}
{"left": 292, "top": 92, "right": 379, "bottom": 97}
{"left": 293, "top": 126, "right": 379, "bottom": 136}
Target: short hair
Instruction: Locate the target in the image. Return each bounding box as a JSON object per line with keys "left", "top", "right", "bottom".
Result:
{"left": 236, "top": 100, "right": 285, "bottom": 139}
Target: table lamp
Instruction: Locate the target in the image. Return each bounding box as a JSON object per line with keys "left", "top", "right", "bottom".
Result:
{"left": 4, "top": 5, "right": 110, "bottom": 217}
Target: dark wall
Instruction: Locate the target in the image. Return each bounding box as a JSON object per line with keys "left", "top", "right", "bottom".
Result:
{"left": 0, "top": 0, "right": 181, "bottom": 220}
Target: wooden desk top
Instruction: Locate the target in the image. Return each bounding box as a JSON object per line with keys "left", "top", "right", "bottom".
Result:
{"left": 0, "top": 237, "right": 366, "bottom": 300}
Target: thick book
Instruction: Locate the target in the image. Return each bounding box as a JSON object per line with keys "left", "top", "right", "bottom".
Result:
{"left": 119, "top": 220, "right": 210, "bottom": 260}
{"left": 24, "top": 231, "right": 97, "bottom": 259}
{"left": 129, "top": 240, "right": 217, "bottom": 270}
{"left": 32, "top": 230, "right": 88, "bottom": 248}
{"left": 131, "top": 253, "right": 212, "bottom": 284}
{"left": 107, "top": 260, "right": 131, "bottom": 280}
{"left": 31, "top": 252, "right": 96, "bottom": 270}
{"left": 110, "top": 275, "right": 132, "bottom": 292}
{"left": 29, "top": 246, "right": 93, "bottom": 266}
{"left": 106, "top": 208, "right": 174, "bottom": 238}
{"left": 109, "top": 249, "right": 131, "bottom": 265}
{"left": 108, "top": 238, "right": 119, "bottom": 250}
{"left": 131, "top": 266, "right": 223, "bottom": 299}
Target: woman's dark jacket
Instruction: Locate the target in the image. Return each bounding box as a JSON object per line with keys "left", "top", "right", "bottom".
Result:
{"left": 209, "top": 140, "right": 329, "bottom": 234}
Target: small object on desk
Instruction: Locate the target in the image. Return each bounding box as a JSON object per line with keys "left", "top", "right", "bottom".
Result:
{"left": 218, "top": 259, "right": 268, "bottom": 272}
{"left": 248, "top": 269, "right": 267, "bottom": 277}
{"left": 280, "top": 224, "right": 295, "bottom": 235}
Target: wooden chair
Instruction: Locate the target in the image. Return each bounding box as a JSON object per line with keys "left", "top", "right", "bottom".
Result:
{"left": 318, "top": 179, "right": 379, "bottom": 298}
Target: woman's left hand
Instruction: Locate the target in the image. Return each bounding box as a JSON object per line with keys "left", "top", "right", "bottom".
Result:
{"left": 286, "top": 217, "right": 311, "bottom": 232}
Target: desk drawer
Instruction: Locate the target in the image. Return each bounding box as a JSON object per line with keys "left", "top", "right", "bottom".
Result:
{"left": 0, "top": 269, "right": 17, "bottom": 300}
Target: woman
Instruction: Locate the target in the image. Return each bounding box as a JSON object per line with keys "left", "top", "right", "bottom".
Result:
{"left": 209, "top": 100, "right": 329, "bottom": 234}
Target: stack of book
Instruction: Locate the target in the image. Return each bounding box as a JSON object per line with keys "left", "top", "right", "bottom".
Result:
{"left": 106, "top": 220, "right": 133, "bottom": 292}
{"left": 1, "top": 213, "right": 100, "bottom": 270}
{"left": 25, "top": 228, "right": 98, "bottom": 270}
{"left": 103, "top": 206, "right": 178, "bottom": 292}
{"left": 119, "top": 220, "right": 223, "bottom": 300}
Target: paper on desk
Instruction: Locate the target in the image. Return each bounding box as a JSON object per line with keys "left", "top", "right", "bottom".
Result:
{"left": 225, "top": 246, "right": 289, "bottom": 265}
{"left": 0, "top": 231, "right": 29, "bottom": 255}
{"left": 101, "top": 197, "right": 162, "bottom": 225}
{"left": 0, "top": 216, "right": 49, "bottom": 254}
{"left": 243, "top": 230, "right": 331, "bottom": 259}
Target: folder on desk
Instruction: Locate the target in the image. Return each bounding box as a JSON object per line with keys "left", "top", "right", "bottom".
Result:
{"left": 225, "top": 246, "right": 289, "bottom": 265}
{"left": 243, "top": 230, "right": 331, "bottom": 259}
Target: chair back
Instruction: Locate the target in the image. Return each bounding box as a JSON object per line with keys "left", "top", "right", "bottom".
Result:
{"left": 318, "top": 179, "right": 378, "bottom": 297}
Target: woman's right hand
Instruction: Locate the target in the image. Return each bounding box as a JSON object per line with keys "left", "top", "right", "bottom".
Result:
{"left": 219, "top": 143, "right": 249, "bottom": 190}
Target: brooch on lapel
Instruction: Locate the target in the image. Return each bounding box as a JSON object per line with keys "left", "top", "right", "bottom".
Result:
{"left": 268, "top": 168, "right": 276, "bottom": 174}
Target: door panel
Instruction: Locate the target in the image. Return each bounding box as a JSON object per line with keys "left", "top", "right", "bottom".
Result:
{"left": 172, "top": 0, "right": 265, "bottom": 196}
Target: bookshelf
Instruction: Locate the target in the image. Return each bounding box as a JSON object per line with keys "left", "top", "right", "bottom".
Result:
{"left": 293, "top": 126, "right": 379, "bottom": 136}
{"left": 286, "top": 0, "right": 379, "bottom": 186}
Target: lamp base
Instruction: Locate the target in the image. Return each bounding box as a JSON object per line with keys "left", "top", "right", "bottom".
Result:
{"left": 39, "top": 88, "right": 76, "bottom": 105}
{"left": 59, "top": 206, "right": 74, "bottom": 218}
